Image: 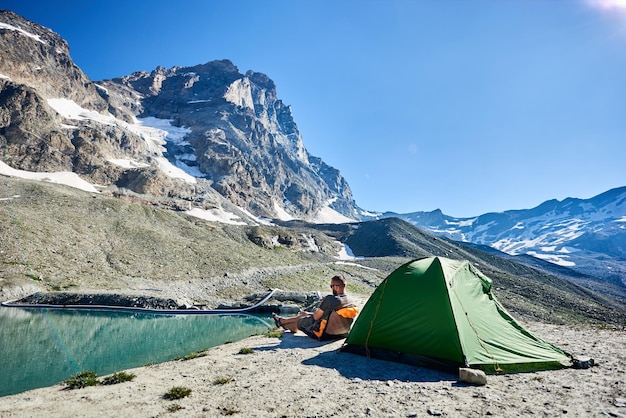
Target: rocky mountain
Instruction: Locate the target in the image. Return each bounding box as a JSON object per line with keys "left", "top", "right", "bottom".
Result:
{"left": 380, "top": 187, "right": 626, "bottom": 287}
{"left": 0, "top": 10, "right": 360, "bottom": 222}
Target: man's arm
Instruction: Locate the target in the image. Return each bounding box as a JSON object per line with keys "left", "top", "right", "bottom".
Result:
{"left": 298, "top": 308, "right": 323, "bottom": 319}
{"left": 310, "top": 295, "right": 341, "bottom": 321}
{"left": 312, "top": 307, "right": 324, "bottom": 321}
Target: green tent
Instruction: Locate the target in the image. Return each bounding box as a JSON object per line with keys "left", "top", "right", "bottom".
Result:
{"left": 342, "top": 256, "right": 571, "bottom": 373}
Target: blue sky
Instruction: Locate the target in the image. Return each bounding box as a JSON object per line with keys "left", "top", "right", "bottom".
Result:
{"left": 4, "top": 0, "right": 626, "bottom": 217}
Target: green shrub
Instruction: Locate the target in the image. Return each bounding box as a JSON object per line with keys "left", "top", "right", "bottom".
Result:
{"left": 101, "top": 371, "right": 136, "bottom": 385}
{"left": 238, "top": 347, "right": 254, "bottom": 354}
{"left": 213, "top": 376, "right": 233, "bottom": 385}
{"left": 64, "top": 371, "right": 100, "bottom": 389}
{"left": 164, "top": 386, "right": 192, "bottom": 400}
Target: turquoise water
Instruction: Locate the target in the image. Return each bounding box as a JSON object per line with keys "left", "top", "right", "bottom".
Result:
{"left": 0, "top": 306, "right": 272, "bottom": 397}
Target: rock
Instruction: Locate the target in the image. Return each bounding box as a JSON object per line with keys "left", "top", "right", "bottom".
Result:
{"left": 12, "top": 292, "right": 182, "bottom": 310}
{"left": 459, "top": 368, "right": 487, "bottom": 386}
{"left": 572, "top": 355, "right": 595, "bottom": 369}
{"left": 279, "top": 304, "right": 302, "bottom": 314}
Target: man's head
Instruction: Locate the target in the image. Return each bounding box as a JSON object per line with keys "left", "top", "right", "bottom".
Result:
{"left": 330, "top": 274, "right": 346, "bottom": 295}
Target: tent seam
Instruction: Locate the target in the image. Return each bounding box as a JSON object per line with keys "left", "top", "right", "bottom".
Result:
{"left": 449, "top": 262, "right": 502, "bottom": 373}
{"left": 364, "top": 277, "right": 389, "bottom": 359}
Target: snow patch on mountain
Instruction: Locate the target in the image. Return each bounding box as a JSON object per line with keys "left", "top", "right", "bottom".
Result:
{"left": 273, "top": 201, "right": 295, "bottom": 221}
{"left": 336, "top": 244, "right": 358, "bottom": 260}
{"left": 185, "top": 207, "right": 247, "bottom": 225}
{"left": 301, "top": 234, "right": 320, "bottom": 252}
{"left": 527, "top": 251, "right": 576, "bottom": 267}
{"left": 446, "top": 218, "right": 478, "bottom": 228}
{"left": 107, "top": 159, "right": 149, "bottom": 169}
{"left": 46, "top": 98, "right": 197, "bottom": 184}
{"left": 312, "top": 206, "right": 355, "bottom": 224}
{"left": 0, "top": 22, "right": 45, "bottom": 44}
{"left": 48, "top": 98, "right": 115, "bottom": 125}
{"left": 0, "top": 160, "right": 99, "bottom": 193}
{"left": 311, "top": 199, "right": 356, "bottom": 224}
{"left": 129, "top": 117, "right": 197, "bottom": 183}
{"left": 334, "top": 242, "right": 379, "bottom": 269}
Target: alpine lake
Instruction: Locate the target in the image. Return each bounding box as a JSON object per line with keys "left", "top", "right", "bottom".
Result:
{"left": 0, "top": 306, "right": 273, "bottom": 397}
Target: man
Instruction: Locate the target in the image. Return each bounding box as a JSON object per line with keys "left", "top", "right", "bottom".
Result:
{"left": 273, "top": 274, "right": 358, "bottom": 340}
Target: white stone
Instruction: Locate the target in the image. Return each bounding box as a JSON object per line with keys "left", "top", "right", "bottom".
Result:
{"left": 459, "top": 368, "right": 487, "bottom": 386}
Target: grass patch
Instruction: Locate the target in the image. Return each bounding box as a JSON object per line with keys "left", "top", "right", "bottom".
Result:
{"left": 101, "top": 371, "right": 136, "bottom": 385}
{"left": 166, "top": 404, "right": 184, "bottom": 412}
{"left": 175, "top": 350, "right": 207, "bottom": 361}
{"left": 238, "top": 347, "right": 254, "bottom": 354}
{"left": 63, "top": 371, "right": 100, "bottom": 389}
{"left": 213, "top": 376, "right": 233, "bottom": 385}
{"left": 63, "top": 370, "right": 136, "bottom": 389}
{"left": 264, "top": 329, "right": 283, "bottom": 338}
{"left": 164, "top": 386, "right": 192, "bottom": 400}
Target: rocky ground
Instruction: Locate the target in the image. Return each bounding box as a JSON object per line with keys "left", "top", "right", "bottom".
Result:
{"left": 0, "top": 321, "right": 624, "bottom": 417}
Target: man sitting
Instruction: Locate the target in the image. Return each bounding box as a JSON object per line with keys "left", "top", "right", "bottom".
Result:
{"left": 273, "top": 274, "right": 358, "bottom": 340}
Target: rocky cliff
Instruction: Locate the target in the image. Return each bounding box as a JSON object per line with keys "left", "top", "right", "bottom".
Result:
{"left": 102, "top": 61, "right": 358, "bottom": 219}
{"left": 0, "top": 10, "right": 359, "bottom": 221}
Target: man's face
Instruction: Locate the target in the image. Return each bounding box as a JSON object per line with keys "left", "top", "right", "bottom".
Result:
{"left": 330, "top": 281, "right": 343, "bottom": 295}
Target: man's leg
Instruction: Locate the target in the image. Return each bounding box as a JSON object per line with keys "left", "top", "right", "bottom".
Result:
{"left": 273, "top": 312, "right": 309, "bottom": 333}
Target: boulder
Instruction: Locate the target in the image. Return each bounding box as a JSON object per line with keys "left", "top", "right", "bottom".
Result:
{"left": 458, "top": 367, "right": 487, "bottom": 386}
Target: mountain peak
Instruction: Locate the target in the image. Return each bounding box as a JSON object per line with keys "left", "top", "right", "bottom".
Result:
{"left": 0, "top": 11, "right": 360, "bottom": 223}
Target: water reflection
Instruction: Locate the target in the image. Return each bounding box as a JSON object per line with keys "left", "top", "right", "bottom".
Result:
{"left": 0, "top": 306, "right": 272, "bottom": 397}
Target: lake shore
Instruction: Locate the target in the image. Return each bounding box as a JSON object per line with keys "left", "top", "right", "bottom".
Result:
{"left": 0, "top": 321, "right": 624, "bottom": 418}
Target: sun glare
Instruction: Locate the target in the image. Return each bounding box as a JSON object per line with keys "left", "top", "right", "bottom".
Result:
{"left": 588, "top": 0, "right": 626, "bottom": 10}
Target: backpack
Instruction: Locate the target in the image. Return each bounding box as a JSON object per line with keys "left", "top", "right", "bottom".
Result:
{"left": 309, "top": 305, "right": 359, "bottom": 340}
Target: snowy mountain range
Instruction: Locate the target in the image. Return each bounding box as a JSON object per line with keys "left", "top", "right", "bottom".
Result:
{"left": 377, "top": 187, "right": 626, "bottom": 286}
{"left": 0, "top": 9, "right": 624, "bottom": 287}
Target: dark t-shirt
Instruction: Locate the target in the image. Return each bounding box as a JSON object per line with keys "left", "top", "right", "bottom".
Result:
{"left": 298, "top": 293, "right": 353, "bottom": 336}
{"left": 319, "top": 294, "right": 352, "bottom": 313}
